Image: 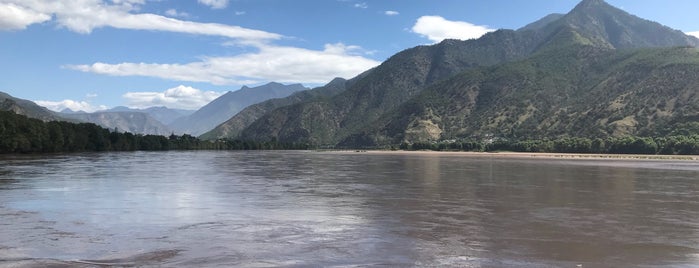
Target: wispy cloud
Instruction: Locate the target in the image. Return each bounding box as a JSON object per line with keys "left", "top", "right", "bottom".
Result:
{"left": 198, "top": 0, "right": 229, "bottom": 10}
{"left": 165, "top": 8, "right": 189, "bottom": 18}
{"left": 67, "top": 43, "right": 381, "bottom": 85}
{"left": 0, "top": 3, "right": 51, "bottom": 30}
{"left": 4, "top": 0, "right": 381, "bottom": 88}
{"left": 412, "top": 15, "right": 494, "bottom": 43}
{"left": 234, "top": 11, "right": 246, "bottom": 16}
{"left": 0, "top": 0, "right": 280, "bottom": 41}
{"left": 384, "top": 10, "right": 399, "bottom": 16}
{"left": 123, "top": 85, "right": 224, "bottom": 110}
{"left": 354, "top": 2, "right": 368, "bottom": 9}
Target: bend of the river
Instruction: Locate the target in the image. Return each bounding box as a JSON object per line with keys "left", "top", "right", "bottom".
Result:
{"left": 1, "top": 151, "right": 699, "bottom": 267}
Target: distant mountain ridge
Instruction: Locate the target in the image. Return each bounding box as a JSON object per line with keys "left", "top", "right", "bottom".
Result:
{"left": 201, "top": 75, "right": 372, "bottom": 140}
{"left": 104, "top": 106, "right": 194, "bottom": 125}
{"left": 226, "top": 0, "right": 699, "bottom": 147}
{"left": 0, "top": 91, "right": 69, "bottom": 122}
{"left": 169, "top": 82, "right": 308, "bottom": 136}
{"left": 61, "top": 111, "right": 173, "bottom": 135}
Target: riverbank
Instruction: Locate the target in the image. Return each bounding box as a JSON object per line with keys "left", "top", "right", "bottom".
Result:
{"left": 327, "top": 150, "right": 699, "bottom": 161}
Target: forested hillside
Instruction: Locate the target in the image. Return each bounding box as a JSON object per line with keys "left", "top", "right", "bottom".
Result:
{"left": 232, "top": 0, "right": 699, "bottom": 148}
{"left": 0, "top": 111, "right": 307, "bottom": 153}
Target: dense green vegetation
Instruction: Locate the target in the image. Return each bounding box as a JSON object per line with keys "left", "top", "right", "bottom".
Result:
{"left": 0, "top": 111, "right": 308, "bottom": 154}
{"left": 399, "top": 135, "right": 699, "bottom": 155}
{"left": 354, "top": 45, "right": 699, "bottom": 147}
{"left": 3, "top": 110, "right": 698, "bottom": 155}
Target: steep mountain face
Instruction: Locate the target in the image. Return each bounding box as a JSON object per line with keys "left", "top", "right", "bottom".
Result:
{"left": 62, "top": 112, "right": 173, "bottom": 135}
{"left": 239, "top": 30, "right": 549, "bottom": 145}
{"left": 237, "top": 0, "right": 699, "bottom": 147}
{"left": 169, "top": 82, "right": 308, "bottom": 136}
{"left": 200, "top": 77, "right": 351, "bottom": 140}
{"left": 345, "top": 45, "right": 699, "bottom": 146}
{"left": 536, "top": 0, "right": 699, "bottom": 49}
{"left": 518, "top": 13, "right": 565, "bottom": 32}
{"left": 0, "top": 92, "right": 69, "bottom": 122}
{"left": 106, "top": 106, "right": 193, "bottom": 125}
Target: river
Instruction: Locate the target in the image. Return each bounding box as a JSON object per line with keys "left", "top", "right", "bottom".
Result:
{"left": 1, "top": 151, "right": 698, "bottom": 267}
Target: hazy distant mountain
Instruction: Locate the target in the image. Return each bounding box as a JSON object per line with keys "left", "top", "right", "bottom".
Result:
{"left": 234, "top": 0, "right": 699, "bottom": 147}
{"left": 105, "top": 106, "right": 194, "bottom": 125}
{"left": 59, "top": 108, "right": 87, "bottom": 114}
{"left": 0, "top": 91, "right": 69, "bottom": 122}
{"left": 201, "top": 77, "right": 355, "bottom": 140}
{"left": 62, "top": 111, "right": 173, "bottom": 135}
{"left": 169, "top": 82, "right": 308, "bottom": 136}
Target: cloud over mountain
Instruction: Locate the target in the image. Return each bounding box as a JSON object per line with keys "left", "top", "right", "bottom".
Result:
{"left": 122, "top": 85, "right": 224, "bottom": 110}
{"left": 35, "top": 99, "right": 107, "bottom": 113}
{"left": 412, "top": 15, "right": 495, "bottom": 43}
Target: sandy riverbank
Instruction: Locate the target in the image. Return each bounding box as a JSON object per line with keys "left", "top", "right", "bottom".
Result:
{"left": 323, "top": 150, "right": 699, "bottom": 161}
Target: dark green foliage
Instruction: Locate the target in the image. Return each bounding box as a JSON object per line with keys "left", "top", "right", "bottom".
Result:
{"left": 400, "top": 135, "right": 699, "bottom": 155}
{"left": 0, "top": 111, "right": 305, "bottom": 154}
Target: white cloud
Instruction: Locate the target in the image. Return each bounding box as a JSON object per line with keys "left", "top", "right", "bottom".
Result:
{"left": 687, "top": 31, "right": 699, "bottom": 38}
{"left": 234, "top": 11, "right": 245, "bottom": 16}
{"left": 198, "top": 0, "right": 228, "bottom": 9}
{"left": 3, "top": 0, "right": 382, "bottom": 87}
{"left": 412, "top": 15, "right": 494, "bottom": 43}
{"left": 0, "top": 0, "right": 280, "bottom": 41}
{"left": 123, "top": 85, "right": 224, "bottom": 110}
{"left": 66, "top": 43, "right": 381, "bottom": 85}
{"left": 354, "top": 2, "right": 367, "bottom": 9}
{"left": 165, "top": 8, "right": 189, "bottom": 18}
{"left": 35, "top": 99, "right": 107, "bottom": 113}
{"left": 0, "top": 3, "right": 51, "bottom": 30}
{"left": 384, "top": 10, "right": 399, "bottom": 16}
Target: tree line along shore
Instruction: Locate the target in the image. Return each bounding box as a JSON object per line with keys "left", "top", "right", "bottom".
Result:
{"left": 2, "top": 110, "right": 699, "bottom": 156}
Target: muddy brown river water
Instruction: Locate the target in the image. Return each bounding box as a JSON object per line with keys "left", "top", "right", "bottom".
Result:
{"left": 1, "top": 151, "right": 698, "bottom": 267}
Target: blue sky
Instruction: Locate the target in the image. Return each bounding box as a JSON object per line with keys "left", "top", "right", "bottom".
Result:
{"left": 1, "top": 0, "right": 698, "bottom": 112}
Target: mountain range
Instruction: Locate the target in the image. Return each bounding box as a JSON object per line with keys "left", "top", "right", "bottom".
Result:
{"left": 205, "top": 0, "right": 699, "bottom": 147}
{"left": 169, "top": 82, "right": 308, "bottom": 136}
{"left": 103, "top": 106, "right": 194, "bottom": 125}
{"left": 60, "top": 111, "right": 174, "bottom": 136}
{"left": 2, "top": 83, "right": 308, "bottom": 136}
{"left": 1, "top": 92, "right": 68, "bottom": 122}
{"left": 4, "top": 0, "right": 699, "bottom": 148}
{"left": 201, "top": 76, "right": 362, "bottom": 140}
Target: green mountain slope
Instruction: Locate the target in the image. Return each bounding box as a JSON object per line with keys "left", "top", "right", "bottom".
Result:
{"left": 200, "top": 77, "right": 351, "bottom": 140}
{"left": 540, "top": 0, "right": 699, "bottom": 49}
{"left": 237, "top": 0, "right": 699, "bottom": 147}
{"left": 0, "top": 91, "right": 69, "bottom": 122}
{"left": 344, "top": 45, "right": 699, "bottom": 146}
{"left": 168, "top": 82, "right": 308, "bottom": 136}
{"left": 239, "top": 29, "right": 546, "bottom": 145}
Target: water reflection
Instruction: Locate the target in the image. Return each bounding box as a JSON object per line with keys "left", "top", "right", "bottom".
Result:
{"left": 0, "top": 151, "right": 698, "bottom": 267}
